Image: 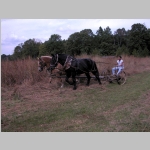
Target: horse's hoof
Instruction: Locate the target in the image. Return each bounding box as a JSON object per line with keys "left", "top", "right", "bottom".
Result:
{"left": 73, "top": 87, "right": 77, "bottom": 90}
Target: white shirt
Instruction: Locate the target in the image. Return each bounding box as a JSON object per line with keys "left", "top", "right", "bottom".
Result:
{"left": 117, "top": 59, "right": 124, "bottom": 68}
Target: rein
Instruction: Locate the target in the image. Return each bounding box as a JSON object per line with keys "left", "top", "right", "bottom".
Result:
{"left": 38, "top": 57, "right": 47, "bottom": 70}
{"left": 50, "top": 54, "right": 58, "bottom": 68}
{"left": 51, "top": 54, "right": 99, "bottom": 74}
{"left": 95, "top": 61, "right": 110, "bottom": 64}
{"left": 73, "top": 65, "right": 97, "bottom": 74}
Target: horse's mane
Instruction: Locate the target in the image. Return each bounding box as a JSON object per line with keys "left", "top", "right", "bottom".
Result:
{"left": 41, "top": 56, "right": 52, "bottom": 59}
{"left": 40, "top": 56, "right": 52, "bottom": 64}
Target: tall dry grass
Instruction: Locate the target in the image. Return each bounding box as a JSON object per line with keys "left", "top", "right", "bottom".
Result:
{"left": 77, "top": 54, "right": 150, "bottom": 75}
{"left": 123, "top": 55, "right": 150, "bottom": 75}
{"left": 1, "top": 57, "right": 46, "bottom": 87}
{"left": 1, "top": 55, "right": 150, "bottom": 87}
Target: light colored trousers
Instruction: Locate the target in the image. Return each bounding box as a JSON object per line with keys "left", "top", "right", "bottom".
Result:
{"left": 112, "top": 66, "right": 124, "bottom": 75}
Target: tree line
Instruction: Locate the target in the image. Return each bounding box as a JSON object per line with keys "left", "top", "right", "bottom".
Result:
{"left": 1, "top": 23, "right": 150, "bottom": 61}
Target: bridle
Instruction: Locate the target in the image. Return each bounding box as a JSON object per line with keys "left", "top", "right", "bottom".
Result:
{"left": 38, "top": 58, "right": 47, "bottom": 71}
{"left": 50, "top": 54, "right": 58, "bottom": 69}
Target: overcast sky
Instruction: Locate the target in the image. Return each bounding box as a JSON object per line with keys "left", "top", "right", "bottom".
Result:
{"left": 1, "top": 19, "right": 150, "bottom": 55}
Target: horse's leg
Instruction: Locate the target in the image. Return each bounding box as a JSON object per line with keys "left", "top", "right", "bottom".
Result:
{"left": 56, "top": 72, "right": 64, "bottom": 88}
{"left": 48, "top": 72, "right": 52, "bottom": 83}
{"left": 85, "top": 73, "right": 91, "bottom": 86}
{"left": 65, "top": 72, "right": 73, "bottom": 85}
{"left": 48, "top": 69, "right": 52, "bottom": 83}
{"left": 92, "top": 71, "right": 102, "bottom": 84}
{"left": 72, "top": 72, "right": 77, "bottom": 90}
{"left": 49, "top": 77, "right": 52, "bottom": 83}
{"left": 60, "top": 78, "right": 64, "bottom": 88}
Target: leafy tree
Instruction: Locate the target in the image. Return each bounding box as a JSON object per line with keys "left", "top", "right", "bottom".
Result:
{"left": 114, "top": 28, "right": 127, "bottom": 47}
{"left": 132, "top": 48, "right": 139, "bottom": 57}
{"left": 128, "top": 23, "right": 148, "bottom": 55}
{"left": 79, "top": 29, "right": 94, "bottom": 54}
{"left": 138, "top": 46, "right": 149, "bottom": 57}
{"left": 116, "top": 47, "right": 123, "bottom": 56}
{"left": 96, "top": 26, "right": 104, "bottom": 36}
{"left": 95, "top": 26, "right": 103, "bottom": 47}
{"left": 99, "top": 42, "right": 114, "bottom": 55}
{"left": 45, "top": 34, "right": 65, "bottom": 54}
{"left": 39, "top": 43, "right": 48, "bottom": 56}
{"left": 142, "top": 47, "right": 149, "bottom": 57}
{"left": 13, "top": 44, "right": 23, "bottom": 59}
{"left": 67, "top": 32, "right": 82, "bottom": 55}
{"left": 10, "top": 22, "right": 150, "bottom": 59}
{"left": 12, "top": 39, "right": 42, "bottom": 59}
{"left": 145, "top": 28, "right": 150, "bottom": 55}
{"left": 22, "top": 39, "right": 41, "bottom": 58}
{"left": 49, "top": 34, "right": 62, "bottom": 42}
{"left": 1, "top": 54, "right": 7, "bottom": 60}
{"left": 96, "top": 26, "right": 114, "bottom": 55}
{"left": 116, "top": 45, "right": 130, "bottom": 56}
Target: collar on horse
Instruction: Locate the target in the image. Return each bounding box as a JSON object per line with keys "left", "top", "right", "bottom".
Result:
{"left": 54, "top": 54, "right": 75, "bottom": 70}
{"left": 50, "top": 54, "right": 59, "bottom": 68}
{"left": 63, "top": 55, "right": 73, "bottom": 70}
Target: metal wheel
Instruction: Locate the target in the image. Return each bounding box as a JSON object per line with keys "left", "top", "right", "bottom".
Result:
{"left": 117, "top": 71, "right": 126, "bottom": 85}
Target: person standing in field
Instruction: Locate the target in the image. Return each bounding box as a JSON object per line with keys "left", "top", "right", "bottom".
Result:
{"left": 112, "top": 56, "right": 124, "bottom": 76}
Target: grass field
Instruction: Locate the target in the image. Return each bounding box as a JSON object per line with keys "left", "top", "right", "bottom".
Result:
{"left": 1, "top": 55, "right": 150, "bottom": 132}
{"left": 1, "top": 70, "right": 150, "bottom": 132}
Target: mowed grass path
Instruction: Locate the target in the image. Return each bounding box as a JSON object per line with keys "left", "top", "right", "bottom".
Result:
{"left": 2, "top": 71, "right": 150, "bottom": 132}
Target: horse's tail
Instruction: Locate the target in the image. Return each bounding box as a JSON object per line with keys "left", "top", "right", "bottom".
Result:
{"left": 92, "top": 60, "right": 99, "bottom": 73}
{"left": 92, "top": 60, "right": 101, "bottom": 84}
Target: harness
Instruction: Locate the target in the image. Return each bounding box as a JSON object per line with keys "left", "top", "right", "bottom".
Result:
{"left": 38, "top": 57, "right": 47, "bottom": 70}
{"left": 51, "top": 54, "right": 98, "bottom": 74}
{"left": 50, "top": 54, "right": 59, "bottom": 68}
{"left": 63, "top": 55, "right": 74, "bottom": 70}
{"left": 64, "top": 56, "right": 97, "bottom": 74}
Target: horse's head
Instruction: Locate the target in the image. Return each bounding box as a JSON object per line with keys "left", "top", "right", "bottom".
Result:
{"left": 37, "top": 57, "right": 47, "bottom": 72}
{"left": 50, "top": 54, "right": 58, "bottom": 71}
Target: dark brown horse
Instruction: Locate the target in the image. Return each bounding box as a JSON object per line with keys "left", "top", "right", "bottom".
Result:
{"left": 37, "top": 56, "right": 65, "bottom": 88}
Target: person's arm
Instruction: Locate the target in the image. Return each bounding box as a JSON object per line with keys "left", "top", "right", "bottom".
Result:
{"left": 118, "top": 60, "right": 124, "bottom": 67}
{"left": 116, "top": 60, "right": 119, "bottom": 66}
